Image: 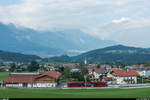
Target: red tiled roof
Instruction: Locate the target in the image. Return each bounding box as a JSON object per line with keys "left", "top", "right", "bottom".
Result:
{"left": 88, "top": 68, "right": 102, "bottom": 74}
{"left": 112, "top": 68, "right": 120, "bottom": 71}
{"left": 4, "top": 74, "right": 38, "bottom": 83}
{"left": 112, "top": 69, "right": 139, "bottom": 77}
{"left": 4, "top": 71, "right": 62, "bottom": 83}
{"left": 103, "top": 77, "right": 115, "bottom": 81}
{"left": 36, "top": 71, "right": 62, "bottom": 79}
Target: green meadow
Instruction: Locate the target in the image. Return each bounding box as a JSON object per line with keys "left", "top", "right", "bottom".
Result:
{"left": 0, "top": 72, "right": 10, "bottom": 80}
{"left": 0, "top": 88, "right": 150, "bottom": 98}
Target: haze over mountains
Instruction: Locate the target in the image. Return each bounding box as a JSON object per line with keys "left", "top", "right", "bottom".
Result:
{"left": 0, "top": 22, "right": 116, "bottom": 57}
{"left": 1, "top": 45, "right": 150, "bottom": 64}
{"left": 48, "top": 45, "right": 150, "bottom": 64}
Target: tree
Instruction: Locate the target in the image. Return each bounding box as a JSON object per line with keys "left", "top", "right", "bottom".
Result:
{"left": 63, "top": 66, "right": 71, "bottom": 79}
{"left": 71, "top": 71, "right": 90, "bottom": 82}
{"left": 10, "top": 63, "right": 16, "bottom": 72}
{"left": 80, "top": 66, "right": 88, "bottom": 76}
{"left": 27, "top": 60, "right": 39, "bottom": 72}
{"left": 58, "top": 67, "right": 64, "bottom": 73}
{"left": 96, "top": 64, "right": 100, "bottom": 68}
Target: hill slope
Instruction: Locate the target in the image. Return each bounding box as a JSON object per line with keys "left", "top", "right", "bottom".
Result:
{"left": 0, "top": 50, "right": 41, "bottom": 63}
{"left": 47, "top": 45, "right": 150, "bottom": 63}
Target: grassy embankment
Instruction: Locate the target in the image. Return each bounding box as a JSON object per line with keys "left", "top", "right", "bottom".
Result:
{"left": 0, "top": 88, "right": 150, "bottom": 98}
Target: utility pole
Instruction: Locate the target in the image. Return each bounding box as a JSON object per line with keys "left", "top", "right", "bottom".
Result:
{"left": 142, "top": 76, "right": 143, "bottom": 84}
{"left": 84, "top": 75, "right": 87, "bottom": 88}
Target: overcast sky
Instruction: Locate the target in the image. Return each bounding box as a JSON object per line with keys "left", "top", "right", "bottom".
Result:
{"left": 0, "top": 0, "right": 150, "bottom": 48}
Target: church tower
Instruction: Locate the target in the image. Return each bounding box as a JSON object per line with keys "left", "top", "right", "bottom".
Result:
{"left": 84, "top": 57, "right": 87, "bottom": 65}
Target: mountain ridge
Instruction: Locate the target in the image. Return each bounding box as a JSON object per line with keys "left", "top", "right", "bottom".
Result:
{"left": 47, "top": 45, "right": 150, "bottom": 63}
{"left": 0, "top": 50, "right": 42, "bottom": 63}
{"left": 0, "top": 22, "right": 117, "bottom": 57}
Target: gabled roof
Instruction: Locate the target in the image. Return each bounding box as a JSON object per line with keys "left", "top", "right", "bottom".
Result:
{"left": 4, "top": 74, "right": 38, "bottom": 83}
{"left": 112, "top": 69, "right": 139, "bottom": 77}
{"left": 4, "top": 71, "right": 62, "bottom": 83}
{"left": 35, "top": 71, "right": 62, "bottom": 79}
{"left": 88, "top": 68, "right": 105, "bottom": 74}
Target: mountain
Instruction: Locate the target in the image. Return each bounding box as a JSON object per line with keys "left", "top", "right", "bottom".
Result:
{"left": 0, "top": 22, "right": 64, "bottom": 57}
{"left": 0, "top": 22, "right": 116, "bottom": 57}
{"left": 0, "top": 50, "right": 41, "bottom": 63}
{"left": 47, "top": 45, "right": 150, "bottom": 63}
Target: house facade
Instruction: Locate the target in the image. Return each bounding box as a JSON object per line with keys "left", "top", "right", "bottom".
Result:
{"left": 4, "top": 71, "right": 61, "bottom": 88}
{"left": 107, "top": 68, "right": 139, "bottom": 84}
{"left": 137, "top": 70, "right": 150, "bottom": 77}
{"left": 88, "top": 68, "right": 103, "bottom": 79}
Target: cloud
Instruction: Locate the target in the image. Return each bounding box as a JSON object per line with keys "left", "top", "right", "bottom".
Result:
{"left": 112, "top": 17, "right": 129, "bottom": 24}
{"left": 0, "top": 0, "right": 148, "bottom": 31}
{"left": 0, "top": 0, "right": 150, "bottom": 47}
{"left": 68, "top": 49, "right": 86, "bottom": 53}
{"left": 85, "top": 18, "right": 150, "bottom": 47}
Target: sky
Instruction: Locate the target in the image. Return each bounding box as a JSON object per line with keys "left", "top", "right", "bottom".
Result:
{"left": 0, "top": 0, "right": 150, "bottom": 48}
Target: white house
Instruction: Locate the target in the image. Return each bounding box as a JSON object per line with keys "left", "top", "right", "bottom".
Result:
{"left": 88, "top": 68, "right": 103, "bottom": 79}
{"left": 107, "top": 68, "right": 139, "bottom": 84}
{"left": 137, "top": 70, "right": 150, "bottom": 77}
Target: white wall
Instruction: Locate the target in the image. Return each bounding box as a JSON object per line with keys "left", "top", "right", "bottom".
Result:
{"left": 116, "top": 76, "right": 137, "bottom": 84}
{"left": 145, "top": 71, "right": 150, "bottom": 77}
{"left": 6, "top": 83, "right": 22, "bottom": 87}
{"left": 137, "top": 71, "right": 146, "bottom": 76}
{"left": 89, "top": 71, "right": 101, "bottom": 79}
{"left": 33, "top": 83, "right": 57, "bottom": 88}
{"left": 6, "top": 83, "right": 57, "bottom": 88}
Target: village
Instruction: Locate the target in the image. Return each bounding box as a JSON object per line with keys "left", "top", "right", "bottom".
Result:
{"left": 0, "top": 59, "right": 150, "bottom": 89}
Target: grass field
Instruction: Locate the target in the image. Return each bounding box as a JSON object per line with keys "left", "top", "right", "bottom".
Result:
{"left": 0, "top": 88, "right": 150, "bottom": 98}
{"left": 0, "top": 72, "right": 10, "bottom": 80}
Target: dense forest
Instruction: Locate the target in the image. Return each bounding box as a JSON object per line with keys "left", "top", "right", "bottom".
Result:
{"left": 47, "top": 45, "right": 150, "bottom": 64}
{"left": 0, "top": 50, "right": 41, "bottom": 63}
{"left": 2, "top": 45, "right": 150, "bottom": 64}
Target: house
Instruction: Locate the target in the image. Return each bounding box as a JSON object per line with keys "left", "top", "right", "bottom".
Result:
{"left": 125, "top": 65, "right": 137, "bottom": 70}
{"left": 88, "top": 64, "right": 98, "bottom": 68}
{"left": 2, "top": 66, "right": 11, "bottom": 72}
{"left": 103, "top": 77, "right": 116, "bottom": 85}
{"left": 0, "top": 68, "right": 5, "bottom": 72}
{"left": 4, "top": 70, "right": 62, "bottom": 88}
{"left": 44, "top": 65, "right": 55, "bottom": 71}
{"left": 88, "top": 68, "right": 105, "bottom": 79}
{"left": 137, "top": 69, "right": 150, "bottom": 77}
{"left": 0, "top": 66, "right": 11, "bottom": 72}
{"left": 71, "top": 67, "right": 80, "bottom": 72}
{"left": 107, "top": 68, "right": 139, "bottom": 84}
